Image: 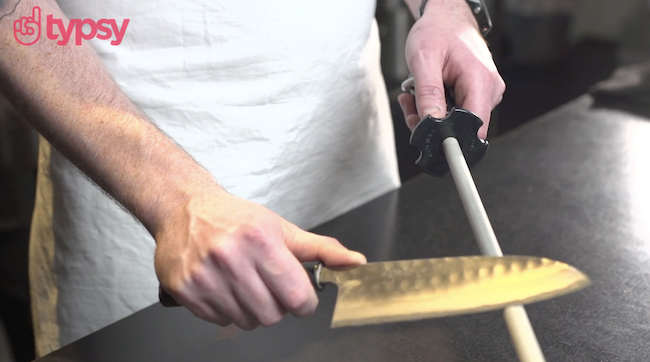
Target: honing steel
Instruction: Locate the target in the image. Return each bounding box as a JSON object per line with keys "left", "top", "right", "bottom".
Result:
{"left": 403, "top": 75, "right": 584, "bottom": 362}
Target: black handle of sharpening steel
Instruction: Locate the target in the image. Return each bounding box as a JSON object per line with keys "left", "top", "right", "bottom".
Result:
{"left": 410, "top": 108, "right": 488, "bottom": 177}
{"left": 158, "top": 262, "right": 324, "bottom": 308}
{"left": 401, "top": 78, "right": 488, "bottom": 177}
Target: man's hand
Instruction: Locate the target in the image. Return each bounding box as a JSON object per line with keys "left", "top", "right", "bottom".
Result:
{"left": 155, "top": 187, "right": 366, "bottom": 330}
{"left": 399, "top": 0, "right": 505, "bottom": 140}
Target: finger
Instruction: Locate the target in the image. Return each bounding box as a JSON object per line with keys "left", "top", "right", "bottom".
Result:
{"left": 287, "top": 227, "right": 366, "bottom": 266}
{"left": 185, "top": 258, "right": 259, "bottom": 330}
{"left": 187, "top": 302, "right": 233, "bottom": 327}
{"left": 203, "top": 286, "right": 260, "bottom": 331}
{"left": 248, "top": 237, "right": 319, "bottom": 318}
{"left": 223, "top": 295, "right": 261, "bottom": 331}
{"left": 452, "top": 75, "right": 495, "bottom": 140}
{"left": 31, "top": 6, "right": 41, "bottom": 23}
{"left": 231, "top": 265, "right": 286, "bottom": 327}
{"left": 14, "top": 19, "right": 21, "bottom": 33}
{"left": 397, "top": 93, "right": 422, "bottom": 132}
{"left": 409, "top": 58, "right": 447, "bottom": 119}
{"left": 169, "top": 286, "right": 234, "bottom": 327}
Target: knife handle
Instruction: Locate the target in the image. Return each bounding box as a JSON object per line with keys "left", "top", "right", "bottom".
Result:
{"left": 159, "top": 286, "right": 180, "bottom": 307}
{"left": 158, "top": 262, "right": 324, "bottom": 308}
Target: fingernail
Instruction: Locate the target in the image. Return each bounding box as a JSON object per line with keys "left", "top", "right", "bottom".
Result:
{"left": 423, "top": 106, "right": 446, "bottom": 119}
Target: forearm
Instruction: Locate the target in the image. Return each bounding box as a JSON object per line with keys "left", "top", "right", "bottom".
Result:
{"left": 0, "top": 0, "right": 13, "bottom": 12}
{"left": 402, "top": 0, "right": 478, "bottom": 28}
{"left": 0, "top": 0, "right": 220, "bottom": 237}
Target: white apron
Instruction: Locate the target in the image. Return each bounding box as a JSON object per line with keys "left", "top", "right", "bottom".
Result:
{"left": 30, "top": 1, "right": 400, "bottom": 356}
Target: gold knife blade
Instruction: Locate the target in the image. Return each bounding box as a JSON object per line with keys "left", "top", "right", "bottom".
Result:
{"left": 315, "top": 255, "right": 589, "bottom": 328}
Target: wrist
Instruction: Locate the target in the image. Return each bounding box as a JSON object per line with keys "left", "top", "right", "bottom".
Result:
{"left": 420, "top": 0, "right": 491, "bottom": 36}
{"left": 149, "top": 180, "right": 229, "bottom": 248}
{"left": 133, "top": 141, "right": 225, "bottom": 239}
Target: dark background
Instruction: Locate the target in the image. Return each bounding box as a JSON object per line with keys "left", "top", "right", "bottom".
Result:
{"left": 2, "top": 1, "right": 648, "bottom": 360}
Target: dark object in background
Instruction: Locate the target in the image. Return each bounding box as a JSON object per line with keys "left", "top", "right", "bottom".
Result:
{"left": 497, "top": 41, "right": 618, "bottom": 135}
{"left": 0, "top": 97, "right": 37, "bottom": 362}
{"left": 591, "top": 62, "right": 650, "bottom": 117}
{"left": 375, "top": 0, "right": 412, "bottom": 90}
{"left": 504, "top": 12, "right": 572, "bottom": 65}
{"left": 0, "top": 228, "right": 35, "bottom": 362}
{"left": 0, "top": 97, "right": 37, "bottom": 231}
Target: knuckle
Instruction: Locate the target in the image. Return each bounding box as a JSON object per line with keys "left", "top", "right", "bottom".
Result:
{"left": 259, "top": 312, "right": 283, "bottom": 327}
{"left": 491, "top": 75, "right": 506, "bottom": 104}
{"left": 208, "top": 240, "right": 236, "bottom": 265}
{"left": 236, "top": 224, "right": 272, "bottom": 249}
{"left": 494, "top": 92, "right": 504, "bottom": 105}
{"left": 494, "top": 74, "right": 506, "bottom": 94}
{"left": 284, "top": 287, "right": 314, "bottom": 314}
{"left": 325, "top": 236, "right": 342, "bottom": 246}
{"left": 416, "top": 85, "right": 445, "bottom": 100}
{"left": 189, "top": 266, "right": 212, "bottom": 289}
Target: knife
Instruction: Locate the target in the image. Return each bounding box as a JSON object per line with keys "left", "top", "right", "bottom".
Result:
{"left": 305, "top": 255, "right": 588, "bottom": 328}
{"left": 160, "top": 255, "right": 589, "bottom": 328}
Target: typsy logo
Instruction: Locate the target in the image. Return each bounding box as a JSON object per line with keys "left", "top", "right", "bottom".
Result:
{"left": 13, "top": 6, "right": 40, "bottom": 45}
{"left": 14, "top": 6, "right": 129, "bottom": 46}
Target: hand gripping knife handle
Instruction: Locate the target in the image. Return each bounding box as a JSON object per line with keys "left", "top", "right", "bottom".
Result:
{"left": 159, "top": 263, "right": 325, "bottom": 307}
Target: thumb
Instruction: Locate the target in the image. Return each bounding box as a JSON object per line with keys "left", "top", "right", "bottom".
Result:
{"left": 285, "top": 226, "right": 366, "bottom": 267}
{"left": 411, "top": 62, "right": 448, "bottom": 120}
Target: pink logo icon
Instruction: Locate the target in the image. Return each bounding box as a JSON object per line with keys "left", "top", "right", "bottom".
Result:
{"left": 13, "top": 6, "right": 41, "bottom": 46}
{"left": 12, "top": 6, "right": 129, "bottom": 46}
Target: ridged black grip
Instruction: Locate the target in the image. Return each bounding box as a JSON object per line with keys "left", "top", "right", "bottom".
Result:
{"left": 410, "top": 107, "right": 488, "bottom": 177}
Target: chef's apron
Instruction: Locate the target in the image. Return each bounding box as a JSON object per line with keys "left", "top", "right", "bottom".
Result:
{"left": 30, "top": 0, "right": 400, "bottom": 356}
